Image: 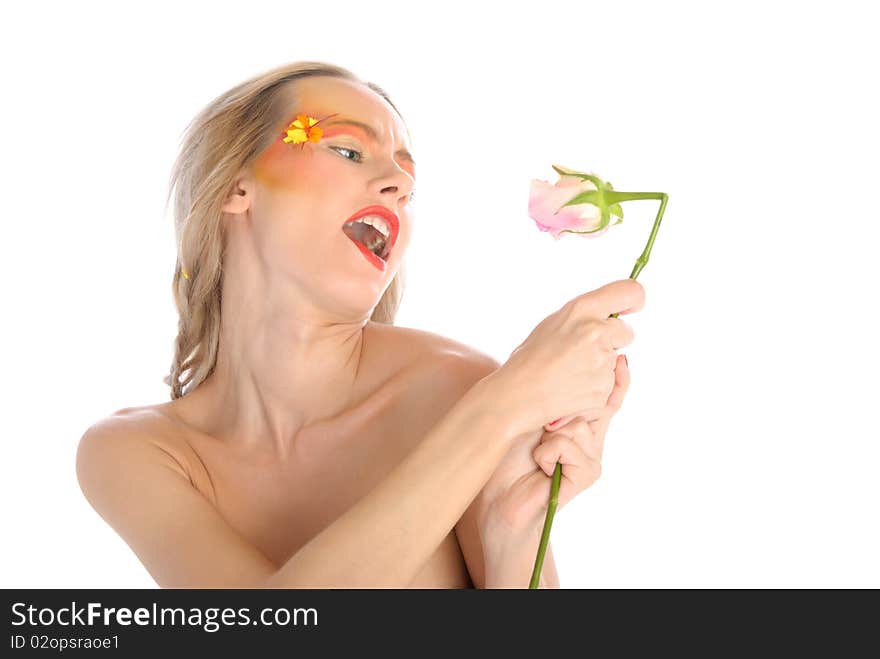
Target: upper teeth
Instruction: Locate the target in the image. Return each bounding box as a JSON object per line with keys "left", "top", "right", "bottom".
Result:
{"left": 349, "top": 215, "right": 391, "bottom": 240}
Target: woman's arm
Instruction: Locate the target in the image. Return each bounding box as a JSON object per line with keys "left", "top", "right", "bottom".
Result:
{"left": 77, "top": 359, "right": 519, "bottom": 588}
{"left": 265, "top": 368, "right": 514, "bottom": 587}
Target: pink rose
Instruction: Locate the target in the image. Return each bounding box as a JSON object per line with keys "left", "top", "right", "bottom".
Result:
{"left": 528, "top": 167, "right": 617, "bottom": 240}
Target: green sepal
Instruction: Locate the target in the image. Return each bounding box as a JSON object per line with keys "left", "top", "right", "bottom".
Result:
{"left": 560, "top": 189, "right": 603, "bottom": 208}
{"left": 551, "top": 164, "right": 606, "bottom": 189}
{"left": 549, "top": 166, "right": 627, "bottom": 232}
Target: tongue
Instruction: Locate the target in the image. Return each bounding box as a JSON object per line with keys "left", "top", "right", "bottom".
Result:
{"left": 342, "top": 222, "right": 385, "bottom": 252}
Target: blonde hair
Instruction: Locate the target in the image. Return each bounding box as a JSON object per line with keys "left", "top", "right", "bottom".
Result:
{"left": 163, "top": 61, "right": 407, "bottom": 399}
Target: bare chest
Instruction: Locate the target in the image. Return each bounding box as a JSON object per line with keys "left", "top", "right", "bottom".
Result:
{"left": 167, "top": 383, "right": 473, "bottom": 587}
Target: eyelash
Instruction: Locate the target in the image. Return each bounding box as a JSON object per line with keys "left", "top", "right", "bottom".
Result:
{"left": 331, "top": 146, "right": 416, "bottom": 202}
{"left": 331, "top": 145, "right": 364, "bottom": 163}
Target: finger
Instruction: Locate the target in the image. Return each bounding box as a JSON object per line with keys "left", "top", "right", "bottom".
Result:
{"left": 567, "top": 279, "right": 645, "bottom": 321}
{"left": 604, "top": 353, "right": 630, "bottom": 413}
{"left": 534, "top": 433, "right": 582, "bottom": 476}
{"left": 532, "top": 436, "right": 602, "bottom": 506}
{"left": 544, "top": 353, "right": 629, "bottom": 434}
{"left": 545, "top": 405, "right": 605, "bottom": 432}
{"left": 545, "top": 416, "right": 603, "bottom": 464}
{"left": 603, "top": 317, "right": 636, "bottom": 352}
{"left": 588, "top": 354, "right": 630, "bottom": 452}
{"left": 545, "top": 414, "right": 576, "bottom": 432}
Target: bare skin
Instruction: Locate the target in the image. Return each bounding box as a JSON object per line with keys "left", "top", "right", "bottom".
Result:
{"left": 109, "top": 322, "right": 496, "bottom": 587}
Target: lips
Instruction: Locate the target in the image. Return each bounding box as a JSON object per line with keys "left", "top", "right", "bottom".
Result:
{"left": 340, "top": 204, "right": 400, "bottom": 257}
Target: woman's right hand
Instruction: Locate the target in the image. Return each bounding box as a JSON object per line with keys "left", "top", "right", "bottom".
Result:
{"left": 483, "top": 279, "right": 645, "bottom": 436}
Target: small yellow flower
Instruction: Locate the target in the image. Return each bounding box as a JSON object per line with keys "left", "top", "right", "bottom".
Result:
{"left": 282, "top": 113, "right": 324, "bottom": 146}
{"left": 182, "top": 268, "right": 189, "bottom": 280}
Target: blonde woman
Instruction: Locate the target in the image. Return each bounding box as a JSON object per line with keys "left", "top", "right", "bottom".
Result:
{"left": 75, "top": 61, "right": 643, "bottom": 588}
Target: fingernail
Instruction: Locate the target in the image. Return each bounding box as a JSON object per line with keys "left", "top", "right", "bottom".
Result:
{"left": 623, "top": 354, "right": 629, "bottom": 367}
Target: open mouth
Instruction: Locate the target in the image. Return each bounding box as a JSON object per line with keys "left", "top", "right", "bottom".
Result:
{"left": 341, "top": 220, "right": 390, "bottom": 261}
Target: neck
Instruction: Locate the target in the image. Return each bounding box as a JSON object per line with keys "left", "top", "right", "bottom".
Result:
{"left": 186, "top": 309, "right": 370, "bottom": 458}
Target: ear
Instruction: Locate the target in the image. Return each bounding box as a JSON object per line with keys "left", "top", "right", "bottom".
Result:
{"left": 221, "top": 174, "right": 254, "bottom": 215}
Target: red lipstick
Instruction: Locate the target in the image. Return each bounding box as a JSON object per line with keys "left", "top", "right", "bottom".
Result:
{"left": 341, "top": 205, "right": 400, "bottom": 257}
{"left": 342, "top": 204, "right": 400, "bottom": 272}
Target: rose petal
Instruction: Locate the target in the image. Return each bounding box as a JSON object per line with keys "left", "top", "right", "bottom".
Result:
{"left": 528, "top": 176, "right": 606, "bottom": 239}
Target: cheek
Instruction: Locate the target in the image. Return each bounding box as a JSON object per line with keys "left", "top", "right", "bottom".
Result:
{"left": 252, "top": 141, "right": 332, "bottom": 190}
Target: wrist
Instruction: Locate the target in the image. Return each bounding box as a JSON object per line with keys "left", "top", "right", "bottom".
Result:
{"left": 482, "top": 538, "right": 544, "bottom": 589}
{"left": 480, "top": 507, "right": 544, "bottom": 570}
{"left": 466, "top": 370, "right": 531, "bottom": 439}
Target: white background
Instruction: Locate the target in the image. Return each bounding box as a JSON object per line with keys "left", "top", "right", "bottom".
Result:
{"left": 2, "top": 0, "right": 878, "bottom": 588}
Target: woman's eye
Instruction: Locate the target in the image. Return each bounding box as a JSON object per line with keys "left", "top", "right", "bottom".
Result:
{"left": 331, "top": 146, "right": 362, "bottom": 163}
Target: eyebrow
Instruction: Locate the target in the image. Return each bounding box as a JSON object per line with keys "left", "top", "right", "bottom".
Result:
{"left": 320, "top": 118, "right": 416, "bottom": 166}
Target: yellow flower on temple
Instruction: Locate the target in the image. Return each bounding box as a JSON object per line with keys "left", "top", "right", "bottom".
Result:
{"left": 282, "top": 114, "right": 324, "bottom": 145}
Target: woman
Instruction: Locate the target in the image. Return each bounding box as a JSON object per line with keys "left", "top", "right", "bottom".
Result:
{"left": 75, "top": 61, "right": 643, "bottom": 588}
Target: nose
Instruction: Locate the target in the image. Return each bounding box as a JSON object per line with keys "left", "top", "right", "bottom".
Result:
{"left": 373, "top": 162, "right": 415, "bottom": 203}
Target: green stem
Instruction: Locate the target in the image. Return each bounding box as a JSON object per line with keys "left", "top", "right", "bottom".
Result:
{"left": 528, "top": 190, "right": 668, "bottom": 588}
{"left": 606, "top": 192, "right": 667, "bottom": 289}
{"left": 529, "top": 462, "right": 561, "bottom": 588}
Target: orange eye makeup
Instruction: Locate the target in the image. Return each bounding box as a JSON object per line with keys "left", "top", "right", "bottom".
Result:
{"left": 252, "top": 137, "right": 304, "bottom": 188}
{"left": 319, "top": 118, "right": 416, "bottom": 170}
{"left": 254, "top": 112, "right": 417, "bottom": 188}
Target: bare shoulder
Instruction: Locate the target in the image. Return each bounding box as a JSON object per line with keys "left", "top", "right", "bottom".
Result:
{"left": 375, "top": 322, "right": 502, "bottom": 383}
{"left": 76, "top": 408, "right": 276, "bottom": 587}
{"left": 76, "top": 407, "right": 194, "bottom": 497}
{"left": 74, "top": 410, "right": 191, "bottom": 554}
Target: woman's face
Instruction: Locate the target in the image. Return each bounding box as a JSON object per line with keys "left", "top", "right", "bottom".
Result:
{"left": 239, "top": 76, "right": 417, "bottom": 319}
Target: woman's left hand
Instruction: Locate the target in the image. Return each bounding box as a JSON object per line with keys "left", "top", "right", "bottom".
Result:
{"left": 476, "top": 353, "right": 630, "bottom": 546}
